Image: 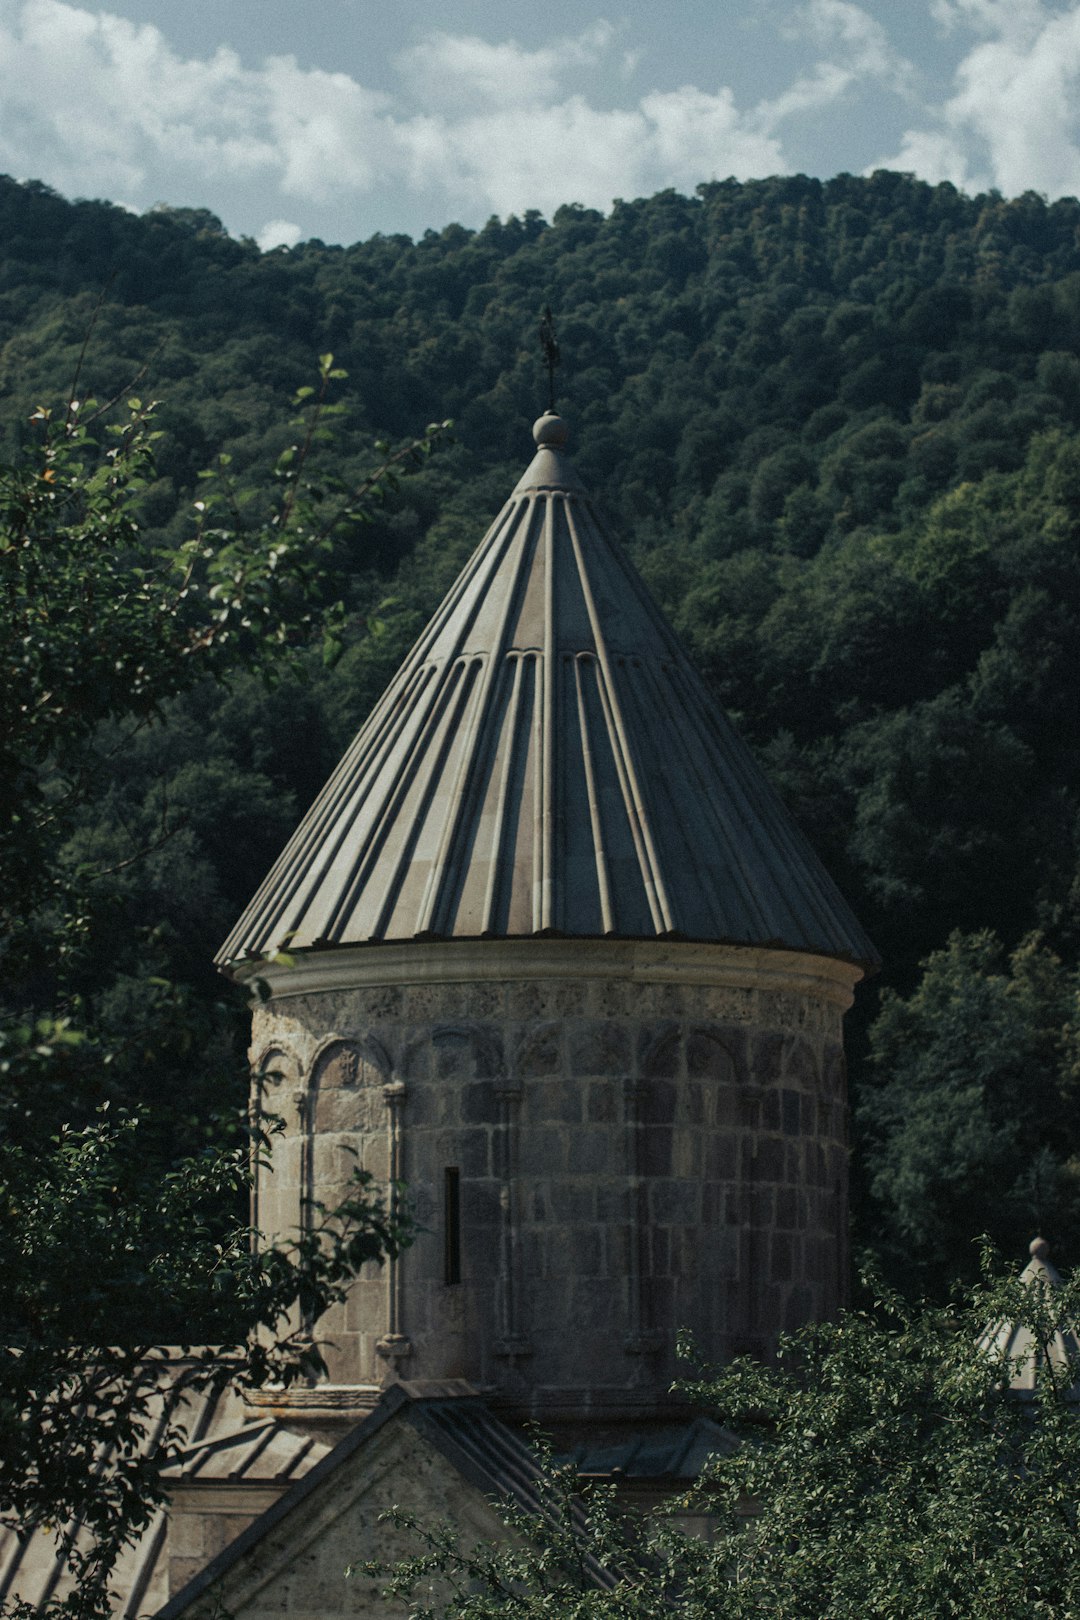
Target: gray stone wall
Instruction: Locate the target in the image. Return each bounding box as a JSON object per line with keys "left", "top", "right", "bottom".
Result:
{"left": 249, "top": 944, "right": 854, "bottom": 1424}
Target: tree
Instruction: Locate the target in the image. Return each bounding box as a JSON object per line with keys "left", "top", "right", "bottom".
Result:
{"left": 0, "top": 363, "right": 443, "bottom": 1618}
{"left": 365, "top": 1254, "right": 1080, "bottom": 1619}
{"left": 858, "top": 931, "right": 1080, "bottom": 1294}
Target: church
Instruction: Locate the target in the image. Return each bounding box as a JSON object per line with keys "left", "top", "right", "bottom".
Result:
{"left": 0, "top": 405, "right": 877, "bottom": 1616}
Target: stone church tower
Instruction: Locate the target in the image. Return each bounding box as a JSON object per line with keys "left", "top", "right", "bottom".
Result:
{"left": 217, "top": 410, "right": 877, "bottom": 1441}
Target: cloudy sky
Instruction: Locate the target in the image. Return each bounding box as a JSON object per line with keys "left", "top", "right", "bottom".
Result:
{"left": 1, "top": 0, "right": 1079, "bottom": 248}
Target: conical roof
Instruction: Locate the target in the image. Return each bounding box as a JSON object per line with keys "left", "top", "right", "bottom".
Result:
{"left": 218, "top": 413, "right": 878, "bottom": 970}
{"left": 979, "top": 1237, "right": 1080, "bottom": 1395}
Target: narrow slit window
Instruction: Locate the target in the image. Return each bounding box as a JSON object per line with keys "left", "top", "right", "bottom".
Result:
{"left": 444, "top": 1166, "right": 462, "bottom": 1285}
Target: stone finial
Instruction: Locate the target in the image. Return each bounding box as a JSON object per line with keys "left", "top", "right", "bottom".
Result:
{"left": 1030, "top": 1236, "right": 1051, "bottom": 1261}
{"left": 533, "top": 411, "right": 568, "bottom": 448}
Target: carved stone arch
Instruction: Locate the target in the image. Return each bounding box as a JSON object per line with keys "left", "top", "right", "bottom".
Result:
{"left": 685, "top": 1026, "right": 739, "bottom": 1081}
{"left": 250, "top": 1040, "right": 301, "bottom": 1118}
{"left": 300, "top": 1036, "right": 393, "bottom": 1322}
{"left": 305, "top": 1034, "right": 392, "bottom": 1134}
{"left": 783, "top": 1033, "right": 822, "bottom": 1092}
{"left": 511, "top": 1020, "right": 561, "bottom": 1081}
{"left": 429, "top": 1022, "right": 504, "bottom": 1082}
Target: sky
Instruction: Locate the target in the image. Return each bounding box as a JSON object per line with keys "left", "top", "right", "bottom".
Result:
{"left": 2, "top": 0, "right": 1080, "bottom": 249}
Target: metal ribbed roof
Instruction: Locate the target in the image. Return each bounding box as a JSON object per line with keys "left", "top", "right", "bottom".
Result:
{"left": 218, "top": 413, "right": 878, "bottom": 970}
{"left": 0, "top": 1376, "right": 328, "bottom": 1619}
{"left": 979, "top": 1237, "right": 1080, "bottom": 1396}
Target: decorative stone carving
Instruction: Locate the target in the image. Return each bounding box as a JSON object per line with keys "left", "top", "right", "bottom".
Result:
{"left": 245, "top": 939, "right": 857, "bottom": 1418}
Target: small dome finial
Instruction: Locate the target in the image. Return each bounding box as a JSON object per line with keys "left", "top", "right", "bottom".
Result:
{"left": 533, "top": 412, "right": 568, "bottom": 448}
{"left": 1030, "top": 1235, "right": 1050, "bottom": 1261}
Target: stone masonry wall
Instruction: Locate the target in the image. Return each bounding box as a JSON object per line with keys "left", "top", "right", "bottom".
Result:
{"left": 249, "top": 945, "right": 854, "bottom": 1424}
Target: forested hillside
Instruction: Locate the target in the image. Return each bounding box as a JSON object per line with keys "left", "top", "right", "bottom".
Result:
{"left": 2, "top": 169, "right": 1078, "bottom": 1295}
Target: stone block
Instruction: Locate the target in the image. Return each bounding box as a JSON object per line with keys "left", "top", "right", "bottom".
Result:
{"left": 589, "top": 978, "right": 633, "bottom": 1017}
{"left": 686, "top": 1028, "right": 736, "bottom": 1081}
{"left": 518, "top": 1228, "right": 546, "bottom": 1276}
{"left": 606, "top": 1222, "right": 631, "bottom": 1274}
{"left": 749, "top": 1030, "right": 785, "bottom": 1084}
{"left": 784, "top": 1285, "right": 814, "bottom": 1332}
{"left": 640, "top": 1125, "right": 673, "bottom": 1176}
{"left": 823, "top": 1044, "right": 847, "bottom": 1097}
{"left": 701, "top": 986, "right": 755, "bottom": 1024}
{"left": 713, "top": 1084, "right": 745, "bottom": 1129}
{"left": 401, "top": 1038, "right": 432, "bottom": 1082}
{"left": 775, "top": 1186, "right": 798, "bottom": 1230}
{"left": 462, "top": 1080, "right": 497, "bottom": 1124}
{"left": 649, "top": 1179, "right": 701, "bottom": 1225}
{"left": 462, "top": 982, "right": 506, "bottom": 1020}
{"left": 512, "top": 980, "right": 588, "bottom": 1020}
{"left": 456, "top": 1132, "right": 493, "bottom": 1179}
{"left": 761, "top": 1090, "right": 781, "bottom": 1133}
{"left": 432, "top": 1026, "right": 502, "bottom": 1080}
{"left": 586, "top": 1080, "right": 617, "bottom": 1122}
{"left": 641, "top": 1026, "right": 680, "bottom": 1079}
{"left": 700, "top": 1181, "right": 724, "bottom": 1225}
{"left": 548, "top": 1182, "right": 595, "bottom": 1223}
{"left": 462, "top": 1180, "right": 501, "bottom": 1229}
{"left": 771, "top": 1232, "right": 793, "bottom": 1282}
{"left": 571, "top": 1227, "right": 603, "bottom": 1276}
{"left": 671, "top": 1128, "right": 703, "bottom": 1178}
{"left": 567, "top": 1130, "right": 613, "bottom": 1176}
{"left": 539, "top": 1079, "right": 586, "bottom": 1124}
{"left": 513, "top": 1022, "right": 563, "bottom": 1078}
{"left": 595, "top": 1182, "right": 629, "bottom": 1222}
{"left": 643, "top": 1079, "right": 676, "bottom": 1124}
{"left": 703, "top": 1135, "right": 737, "bottom": 1182}
{"left": 400, "top": 1083, "right": 446, "bottom": 1128}
{"left": 753, "top": 1137, "right": 785, "bottom": 1183}
{"left": 522, "top": 1125, "right": 566, "bottom": 1174}
{"left": 783, "top": 1036, "right": 819, "bottom": 1089}
{"left": 569, "top": 1021, "right": 630, "bottom": 1077}
{"left": 782, "top": 1089, "right": 801, "bottom": 1137}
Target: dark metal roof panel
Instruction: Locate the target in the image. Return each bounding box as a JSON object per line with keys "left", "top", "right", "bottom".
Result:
{"left": 0, "top": 1377, "right": 328, "bottom": 1619}
{"left": 218, "top": 415, "right": 878, "bottom": 971}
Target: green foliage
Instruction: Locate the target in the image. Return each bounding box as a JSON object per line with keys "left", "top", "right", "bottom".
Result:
{"left": 860, "top": 933, "right": 1080, "bottom": 1292}
{"left": 0, "top": 370, "right": 438, "bottom": 1619}
{"left": 0, "top": 1106, "right": 402, "bottom": 1613}
{"left": 682, "top": 1258, "right": 1080, "bottom": 1618}
{"left": 366, "top": 1259, "right": 1080, "bottom": 1619}
{"left": 2, "top": 168, "right": 1080, "bottom": 1294}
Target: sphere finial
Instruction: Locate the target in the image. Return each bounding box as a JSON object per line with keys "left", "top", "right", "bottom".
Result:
{"left": 1030, "top": 1235, "right": 1050, "bottom": 1260}
{"left": 533, "top": 412, "right": 568, "bottom": 448}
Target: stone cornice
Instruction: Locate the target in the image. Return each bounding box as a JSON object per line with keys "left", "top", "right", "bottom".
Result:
{"left": 233, "top": 938, "right": 863, "bottom": 1011}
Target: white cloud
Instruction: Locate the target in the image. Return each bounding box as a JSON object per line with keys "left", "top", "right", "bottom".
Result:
{"left": 756, "top": 60, "right": 857, "bottom": 126}
{"left": 791, "top": 0, "right": 900, "bottom": 77}
{"left": 0, "top": 0, "right": 277, "bottom": 193}
{"left": 876, "top": 0, "right": 1080, "bottom": 200}
{"left": 766, "top": 0, "right": 914, "bottom": 129}
{"left": 0, "top": 0, "right": 805, "bottom": 225}
{"left": 256, "top": 217, "right": 302, "bottom": 251}
{"left": 389, "top": 87, "right": 784, "bottom": 219}
{"left": 929, "top": 0, "right": 1045, "bottom": 44}
{"left": 780, "top": 0, "right": 919, "bottom": 86}
{"left": 397, "top": 23, "right": 614, "bottom": 111}
{"left": 12, "top": 0, "right": 1077, "bottom": 239}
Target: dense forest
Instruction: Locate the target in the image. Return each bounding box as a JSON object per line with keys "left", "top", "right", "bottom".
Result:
{"left": 2, "top": 168, "right": 1079, "bottom": 1297}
